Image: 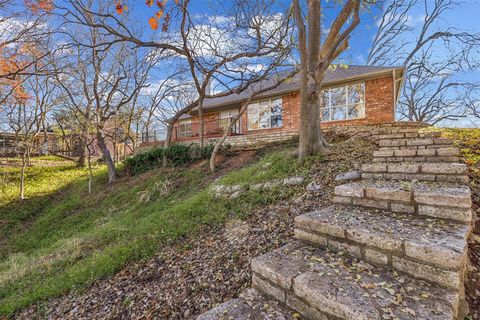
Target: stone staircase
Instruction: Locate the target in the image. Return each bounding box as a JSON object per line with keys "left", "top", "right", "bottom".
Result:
{"left": 198, "top": 124, "right": 472, "bottom": 320}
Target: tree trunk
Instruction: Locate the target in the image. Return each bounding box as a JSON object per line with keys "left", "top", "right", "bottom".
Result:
{"left": 96, "top": 131, "right": 116, "bottom": 184}
{"left": 26, "top": 144, "right": 31, "bottom": 166}
{"left": 19, "top": 150, "right": 26, "bottom": 200}
{"left": 293, "top": 0, "right": 360, "bottom": 162}
{"left": 298, "top": 77, "right": 329, "bottom": 162}
{"left": 162, "top": 122, "right": 174, "bottom": 167}
{"left": 77, "top": 126, "right": 87, "bottom": 167}
{"left": 198, "top": 99, "right": 204, "bottom": 148}
{"left": 209, "top": 125, "right": 229, "bottom": 173}
{"left": 87, "top": 147, "right": 93, "bottom": 194}
{"left": 77, "top": 139, "right": 87, "bottom": 167}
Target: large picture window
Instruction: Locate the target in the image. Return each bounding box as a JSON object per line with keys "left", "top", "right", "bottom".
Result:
{"left": 321, "top": 83, "right": 365, "bottom": 122}
{"left": 177, "top": 119, "right": 192, "bottom": 138}
{"left": 247, "top": 98, "right": 283, "bottom": 130}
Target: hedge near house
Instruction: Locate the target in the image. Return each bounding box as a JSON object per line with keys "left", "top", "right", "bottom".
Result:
{"left": 124, "top": 144, "right": 216, "bottom": 175}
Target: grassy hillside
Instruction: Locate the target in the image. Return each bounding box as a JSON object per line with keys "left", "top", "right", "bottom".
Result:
{"left": 0, "top": 145, "right": 317, "bottom": 316}
{"left": 437, "top": 127, "right": 480, "bottom": 166}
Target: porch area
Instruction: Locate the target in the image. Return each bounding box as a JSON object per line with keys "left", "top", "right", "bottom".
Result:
{"left": 172, "top": 117, "right": 242, "bottom": 141}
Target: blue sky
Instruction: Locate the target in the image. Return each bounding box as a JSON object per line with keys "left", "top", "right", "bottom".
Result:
{"left": 120, "top": 0, "right": 479, "bottom": 127}
{"left": 128, "top": 0, "right": 479, "bottom": 66}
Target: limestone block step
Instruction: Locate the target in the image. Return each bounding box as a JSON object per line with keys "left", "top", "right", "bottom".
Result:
{"left": 294, "top": 205, "right": 469, "bottom": 289}
{"left": 252, "top": 242, "right": 459, "bottom": 320}
{"left": 362, "top": 162, "right": 468, "bottom": 183}
{"left": 373, "top": 147, "right": 460, "bottom": 163}
{"left": 196, "top": 288, "right": 295, "bottom": 320}
{"left": 372, "top": 156, "right": 460, "bottom": 163}
{"left": 375, "top": 131, "right": 442, "bottom": 141}
{"left": 378, "top": 137, "right": 454, "bottom": 148}
{"left": 333, "top": 180, "right": 472, "bottom": 222}
{"left": 378, "top": 145, "right": 457, "bottom": 153}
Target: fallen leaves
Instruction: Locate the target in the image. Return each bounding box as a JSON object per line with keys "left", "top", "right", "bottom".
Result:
{"left": 15, "top": 137, "right": 376, "bottom": 319}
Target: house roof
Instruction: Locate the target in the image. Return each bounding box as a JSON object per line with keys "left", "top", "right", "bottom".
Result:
{"left": 195, "top": 65, "right": 404, "bottom": 113}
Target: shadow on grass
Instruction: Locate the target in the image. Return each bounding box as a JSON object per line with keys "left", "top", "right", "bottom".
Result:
{"left": 0, "top": 167, "right": 109, "bottom": 258}
{"left": 0, "top": 144, "right": 313, "bottom": 316}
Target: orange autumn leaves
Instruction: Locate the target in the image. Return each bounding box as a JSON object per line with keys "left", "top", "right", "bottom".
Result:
{"left": 24, "top": 0, "right": 53, "bottom": 13}
{"left": 0, "top": 51, "right": 30, "bottom": 103}
{"left": 115, "top": 0, "right": 178, "bottom": 31}
{"left": 0, "top": 44, "right": 44, "bottom": 103}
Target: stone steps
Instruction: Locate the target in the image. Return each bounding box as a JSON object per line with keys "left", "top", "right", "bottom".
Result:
{"left": 197, "top": 288, "right": 295, "bottom": 320}
{"left": 373, "top": 147, "right": 460, "bottom": 163}
{"left": 333, "top": 180, "right": 472, "bottom": 222}
{"left": 362, "top": 162, "right": 468, "bottom": 183}
{"left": 198, "top": 123, "right": 471, "bottom": 320}
{"left": 251, "top": 241, "right": 460, "bottom": 320}
{"left": 294, "top": 205, "right": 469, "bottom": 289}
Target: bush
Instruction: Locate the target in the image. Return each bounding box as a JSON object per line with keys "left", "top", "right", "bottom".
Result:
{"left": 125, "top": 144, "right": 216, "bottom": 175}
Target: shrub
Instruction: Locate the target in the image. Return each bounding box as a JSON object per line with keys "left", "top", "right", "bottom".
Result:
{"left": 125, "top": 144, "right": 216, "bottom": 175}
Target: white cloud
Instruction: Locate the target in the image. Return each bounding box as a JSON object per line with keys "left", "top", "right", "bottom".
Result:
{"left": 405, "top": 14, "right": 426, "bottom": 27}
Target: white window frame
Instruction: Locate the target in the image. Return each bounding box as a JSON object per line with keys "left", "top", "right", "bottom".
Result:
{"left": 321, "top": 82, "right": 365, "bottom": 122}
{"left": 247, "top": 98, "right": 283, "bottom": 131}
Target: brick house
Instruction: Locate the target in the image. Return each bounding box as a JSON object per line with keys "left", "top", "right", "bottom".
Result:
{"left": 170, "top": 65, "right": 404, "bottom": 147}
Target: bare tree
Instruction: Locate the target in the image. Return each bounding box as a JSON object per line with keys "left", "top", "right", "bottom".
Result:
{"left": 465, "top": 89, "right": 480, "bottom": 127}
{"left": 293, "top": 0, "right": 361, "bottom": 161}
{"left": 368, "top": 0, "right": 480, "bottom": 123}
{"left": 139, "top": 70, "right": 193, "bottom": 144}
{"left": 53, "top": 1, "right": 153, "bottom": 183}
{"left": 56, "top": 0, "right": 295, "bottom": 159}
{"left": 0, "top": 0, "right": 56, "bottom": 106}
{"left": 175, "top": 0, "right": 293, "bottom": 147}
{"left": 401, "top": 49, "right": 477, "bottom": 124}
{"left": 209, "top": 69, "right": 299, "bottom": 172}
{"left": 3, "top": 72, "right": 57, "bottom": 200}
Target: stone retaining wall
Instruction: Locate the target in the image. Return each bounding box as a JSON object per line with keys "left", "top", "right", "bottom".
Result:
{"left": 136, "top": 121, "right": 430, "bottom": 153}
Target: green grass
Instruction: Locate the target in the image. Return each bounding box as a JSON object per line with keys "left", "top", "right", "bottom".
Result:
{"left": 0, "top": 146, "right": 314, "bottom": 315}
{"left": 1, "top": 155, "right": 71, "bottom": 163}
{"left": 0, "top": 163, "right": 95, "bottom": 240}
{"left": 218, "top": 149, "right": 321, "bottom": 186}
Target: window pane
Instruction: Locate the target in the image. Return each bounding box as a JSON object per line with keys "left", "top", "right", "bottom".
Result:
{"left": 348, "top": 83, "right": 365, "bottom": 104}
{"left": 270, "top": 98, "right": 283, "bottom": 128}
{"left": 220, "top": 109, "right": 238, "bottom": 119}
{"left": 220, "top": 109, "right": 239, "bottom": 130}
{"left": 332, "top": 106, "right": 347, "bottom": 120}
{"left": 219, "top": 118, "right": 229, "bottom": 129}
{"left": 271, "top": 115, "right": 282, "bottom": 128}
{"left": 247, "top": 103, "right": 259, "bottom": 130}
{"left": 321, "top": 108, "right": 330, "bottom": 121}
{"left": 178, "top": 120, "right": 192, "bottom": 137}
{"left": 258, "top": 101, "right": 271, "bottom": 129}
{"left": 330, "top": 86, "right": 346, "bottom": 107}
{"left": 349, "top": 103, "right": 365, "bottom": 119}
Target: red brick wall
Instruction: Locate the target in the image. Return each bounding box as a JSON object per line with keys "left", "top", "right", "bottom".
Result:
{"left": 171, "top": 75, "right": 395, "bottom": 142}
